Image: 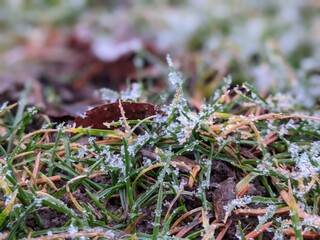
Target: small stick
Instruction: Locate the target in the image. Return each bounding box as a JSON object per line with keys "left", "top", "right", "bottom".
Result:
{"left": 216, "top": 219, "right": 232, "bottom": 240}
{"left": 245, "top": 221, "right": 273, "bottom": 240}
{"left": 19, "top": 175, "right": 61, "bottom": 187}
{"left": 283, "top": 228, "right": 320, "bottom": 239}
{"left": 234, "top": 206, "right": 290, "bottom": 216}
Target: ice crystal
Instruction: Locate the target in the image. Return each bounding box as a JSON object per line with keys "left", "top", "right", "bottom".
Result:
{"left": 0, "top": 101, "right": 8, "bottom": 113}
{"left": 151, "top": 222, "right": 161, "bottom": 227}
{"left": 34, "top": 197, "right": 43, "bottom": 207}
{"left": 99, "top": 145, "right": 126, "bottom": 175}
{"left": 128, "top": 132, "right": 152, "bottom": 156}
{"left": 176, "top": 114, "right": 198, "bottom": 144}
{"left": 289, "top": 142, "right": 320, "bottom": 180}
{"left": 88, "top": 137, "right": 96, "bottom": 145}
{"left": 121, "top": 82, "right": 142, "bottom": 100}
{"left": 168, "top": 70, "right": 184, "bottom": 88}
{"left": 133, "top": 55, "right": 144, "bottom": 68}
{"left": 143, "top": 157, "right": 152, "bottom": 167}
{"left": 77, "top": 145, "right": 88, "bottom": 158}
{"left": 154, "top": 113, "right": 168, "bottom": 124}
{"left": 56, "top": 123, "right": 66, "bottom": 132}
{"left": 166, "top": 54, "right": 174, "bottom": 68}
{"left": 256, "top": 205, "right": 276, "bottom": 229}
{"left": 27, "top": 106, "right": 38, "bottom": 115}
{"left": 13, "top": 203, "right": 22, "bottom": 210}
{"left": 166, "top": 54, "right": 183, "bottom": 88}
{"left": 98, "top": 88, "right": 119, "bottom": 102}
{"left": 5, "top": 192, "right": 14, "bottom": 206}
{"left": 273, "top": 227, "right": 284, "bottom": 240}
{"left": 201, "top": 181, "right": 210, "bottom": 189}
{"left": 256, "top": 153, "right": 274, "bottom": 175}
{"left": 221, "top": 75, "right": 232, "bottom": 91}
{"left": 163, "top": 200, "right": 170, "bottom": 207}
{"left": 224, "top": 196, "right": 252, "bottom": 219}
{"left": 199, "top": 103, "right": 216, "bottom": 119}
{"left": 172, "top": 166, "right": 179, "bottom": 176}
{"left": 67, "top": 224, "right": 78, "bottom": 234}
{"left": 155, "top": 209, "right": 162, "bottom": 217}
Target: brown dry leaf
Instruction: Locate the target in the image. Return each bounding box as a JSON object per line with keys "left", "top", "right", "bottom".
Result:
{"left": 74, "top": 101, "right": 162, "bottom": 129}
{"left": 212, "top": 177, "right": 236, "bottom": 222}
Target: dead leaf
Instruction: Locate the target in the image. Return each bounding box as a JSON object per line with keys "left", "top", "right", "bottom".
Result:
{"left": 74, "top": 101, "right": 162, "bottom": 129}
{"left": 212, "top": 177, "right": 236, "bottom": 222}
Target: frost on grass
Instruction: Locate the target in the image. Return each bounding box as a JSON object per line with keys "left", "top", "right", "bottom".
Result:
{"left": 99, "top": 145, "right": 125, "bottom": 175}
{"left": 162, "top": 55, "right": 203, "bottom": 144}
{"left": 289, "top": 142, "right": 320, "bottom": 180}
{"left": 88, "top": 136, "right": 96, "bottom": 145}
{"left": 97, "top": 88, "right": 120, "bottom": 102}
{"left": 224, "top": 196, "right": 252, "bottom": 220}
{"left": 176, "top": 114, "right": 199, "bottom": 144}
{"left": 221, "top": 75, "right": 232, "bottom": 92}
{"left": 33, "top": 197, "right": 43, "bottom": 207}
{"left": 166, "top": 54, "right": 183, "bottom": 88}
{"left": 256, "top": 205, "right": 276, "bottom": 230}
{"left": 121, "top": 82, "right": 142, "bottom": 100}
{"left": 97, "top": 82, "right": 142, "bottom": 102}
{"left": 27, "top": 106, "right": 38, "bottom": 115}
{"left": 199, "top": 101, "right": 222, "bottom": 120}
{"left": 76, "top": 145, "right": 89, "bottom": 159}
{"left": 127, "top": 132, "right": 153, "bottom": 157}
{"left": 256, "top": 153, "right": 275, "bottom": 175}
{"left": 0, "top": 101, "right": 8, "bottom": 113}
{"left": 68, "top": 223, "right": 78, "bottom": 235}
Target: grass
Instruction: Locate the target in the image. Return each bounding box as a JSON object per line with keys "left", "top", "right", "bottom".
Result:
{"left": 0, "top": 60, "right": 320, "bottom": 239}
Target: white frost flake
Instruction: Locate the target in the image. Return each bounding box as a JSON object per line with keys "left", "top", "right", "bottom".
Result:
{"left": 68, "top": 224, "right": 78, "bottom": 235}
{"left": 98, "top": 88, "right": 119, "bottom": 102}
{"left": 0, "top": 101, "right": 8, "bottom": 113}
{"left": 27, "top": 106, "right": 38, "bottom": 115}
{"left": 289, "top": 142, "right": 320, "bottom": 179}
{"left": 121, "top": 82, "right": 142, "bottom": 100}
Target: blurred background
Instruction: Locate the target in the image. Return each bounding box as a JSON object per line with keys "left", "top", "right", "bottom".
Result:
{"left": 0, "top": 0, "right": 319, "bottom": 115}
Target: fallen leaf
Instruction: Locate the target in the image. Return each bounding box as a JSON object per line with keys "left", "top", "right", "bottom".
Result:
{"left": 212, "top": 177, "right": 236, "bottom": 222}
{"left": 74, "top": 101, "right": 162, "bottom": 129}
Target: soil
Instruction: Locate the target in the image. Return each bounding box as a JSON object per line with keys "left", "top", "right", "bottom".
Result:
{"left": 26, "top": 207, "right": 69, "bottom": 230}
{"left": 23, "top": 159, "right": 272, "bottom": 239}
